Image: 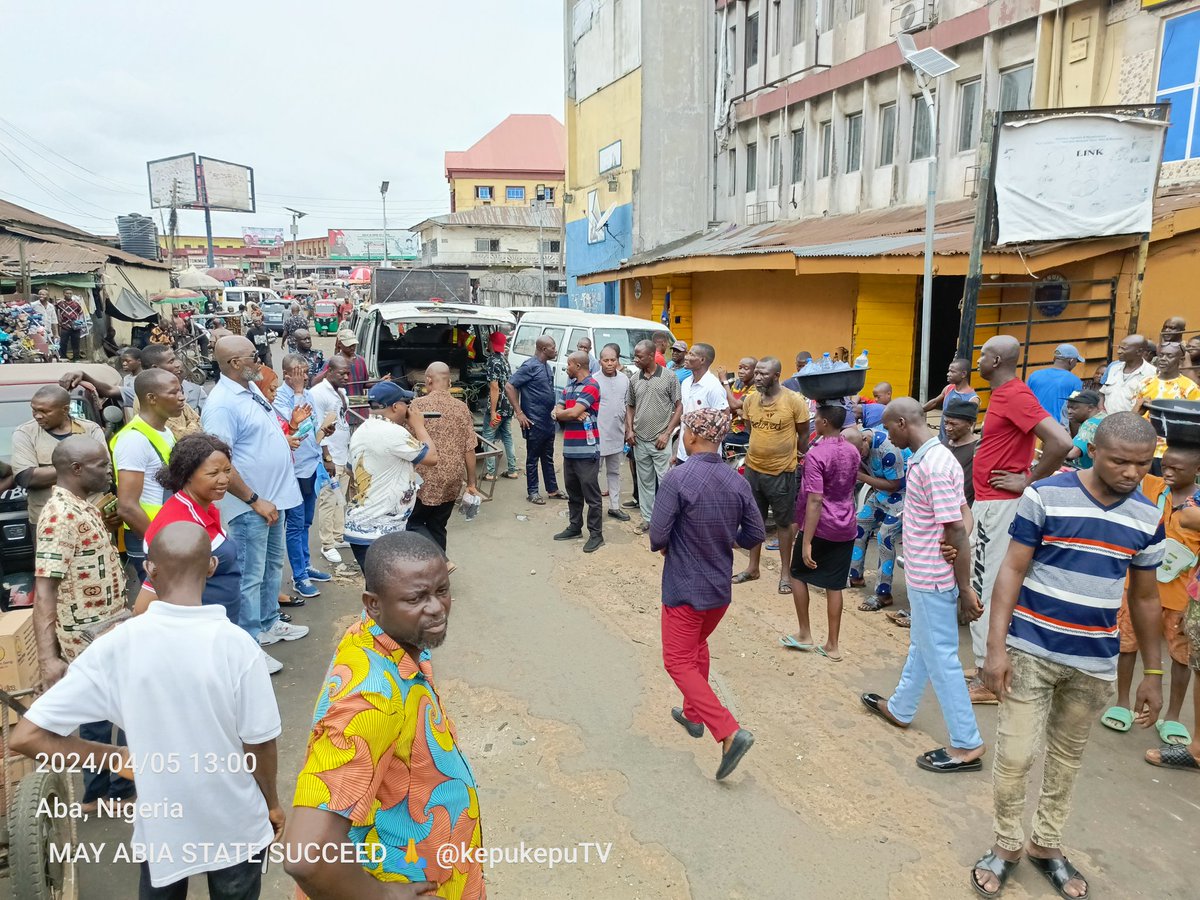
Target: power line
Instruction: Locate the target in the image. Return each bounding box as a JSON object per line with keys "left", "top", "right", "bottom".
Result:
{"left": 0, "top": 142, "right": 122, "bottom": 220}
{"left": 0, "top": 189, "right": 111, "bottom": 223}
{"left": 0, "top": 116, "right": 144, "bottom": 193}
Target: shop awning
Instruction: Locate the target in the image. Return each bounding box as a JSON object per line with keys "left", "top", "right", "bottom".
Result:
{"left": 106, "top": 286, "right": 158, "bottom": 322}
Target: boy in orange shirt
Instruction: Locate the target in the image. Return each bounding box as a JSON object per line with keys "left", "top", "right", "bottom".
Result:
{"left": 1102, "top": 445, "right": 1200, "bottom": 744}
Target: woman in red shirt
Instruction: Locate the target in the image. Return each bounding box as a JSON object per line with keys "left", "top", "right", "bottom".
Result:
{"left": 134, "top": 434, "right": 242, "bottom": 622}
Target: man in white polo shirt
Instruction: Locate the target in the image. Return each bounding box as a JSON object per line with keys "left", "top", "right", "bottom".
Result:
{"left": 676, "top": 342, "right": 729, "bottom": 463}
{"left": 12, "top": 522, "right": 283, "bottom": 898}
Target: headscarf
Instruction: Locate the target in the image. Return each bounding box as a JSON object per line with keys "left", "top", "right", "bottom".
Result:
{"left": 682, "top": 408, "right": 731, "bottom": 444}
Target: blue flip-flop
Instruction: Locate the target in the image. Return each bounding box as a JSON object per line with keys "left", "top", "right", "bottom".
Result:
{"left": 779, "top": 635, "right": 812, "bottom": 651}
{"left": 815, "top": 645, "right": 844, "bottom": 662}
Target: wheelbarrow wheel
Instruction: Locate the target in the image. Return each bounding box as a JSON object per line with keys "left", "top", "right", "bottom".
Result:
{"left": 10, "top": 770, "right": 78, "bottom": 900}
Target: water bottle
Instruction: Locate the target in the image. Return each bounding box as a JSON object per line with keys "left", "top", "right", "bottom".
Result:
{"left": 820, "top": 352, "right": 833, "bottom": 372}
{"left": 854, "top": 349, "right": 869, "bottom": 369}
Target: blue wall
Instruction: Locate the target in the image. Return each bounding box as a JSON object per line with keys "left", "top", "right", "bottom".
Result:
{"left": 564, "top": 202, "right": 632, "bottom": 315}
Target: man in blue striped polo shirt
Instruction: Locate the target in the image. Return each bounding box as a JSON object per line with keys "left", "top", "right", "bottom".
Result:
{"left": 971, "top": 412, "right": 1166, "bottom": 899}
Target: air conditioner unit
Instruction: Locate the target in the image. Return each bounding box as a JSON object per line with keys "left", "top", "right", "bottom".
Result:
{"left": 891, "top": 0, "right": 934, "bottom": 36}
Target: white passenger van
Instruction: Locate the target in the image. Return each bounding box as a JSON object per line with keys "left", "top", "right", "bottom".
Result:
{"left": 507, "top": 309, "right": 673, "bottom": 389}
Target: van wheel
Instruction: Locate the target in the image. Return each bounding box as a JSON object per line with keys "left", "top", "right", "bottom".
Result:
{"left": 10, "top": 771, "right": 78, "bottom": 899}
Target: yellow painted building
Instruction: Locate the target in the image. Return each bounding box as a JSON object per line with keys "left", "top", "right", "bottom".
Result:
{"left": 445, "top": 114, "right": 565, "bottom": 213}
{"left": 157, "top": 235, "right": 245, "bottom": 251}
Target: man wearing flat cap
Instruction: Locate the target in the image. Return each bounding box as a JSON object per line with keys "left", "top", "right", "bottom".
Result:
{"left": 940, "top": 399, "right": 979, "bottom": 506}
{"left": 650, "top": 408, "right": 764, "bottom": 781}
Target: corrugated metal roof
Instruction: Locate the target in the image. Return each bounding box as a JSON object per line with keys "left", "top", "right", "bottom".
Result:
{"left": 0, "top": 226, "right": 170, "bottom": 277}
{"left": 0, "top": 197, "right": 97, "bottom": 240}
{"left": 412, "top": 205, "right": 563, "bottom": 232}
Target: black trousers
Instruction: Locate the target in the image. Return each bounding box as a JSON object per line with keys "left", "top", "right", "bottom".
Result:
{"left": 524, "top": 428, "right": 558, "bottom": 496}
{"left": 408, "top": 498, "right": 456, "bottom": 553}
{"left": 59, "top": 327, "right": 81, "bottom": 359}
{"left": 139, "top": 856, "right": 262, "bottom": 899}
{"left": 564, "top": 456, "right": 603, "bottom": 536}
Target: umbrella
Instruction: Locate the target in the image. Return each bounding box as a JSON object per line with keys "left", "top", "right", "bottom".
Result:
{"left": 347, "top": 266, "right": 373, "bottom": 283}
{"left": 150, "top": 288, "right": 204, "bottom": 304}
{"left": 206, "top": 267, "right": 239, "bottom": 282}
{"left": 177, "top": 268, "right": 222, "bottom": 290}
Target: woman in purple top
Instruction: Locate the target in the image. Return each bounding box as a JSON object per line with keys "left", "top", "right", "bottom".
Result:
{"left": 783, "top": 405, "right": 862, "bottom": 661}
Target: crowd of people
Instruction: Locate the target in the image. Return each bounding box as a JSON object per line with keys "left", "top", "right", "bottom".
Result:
{"left": 3, "top": 304, "right": 1199, "bottom": 898}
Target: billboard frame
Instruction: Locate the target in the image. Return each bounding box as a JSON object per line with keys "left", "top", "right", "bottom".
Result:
{"left": 197, "top": 155, "right": 256, "bottom": 213}
{"left": 146, "top": 153, "right": 200, "bottom": 210}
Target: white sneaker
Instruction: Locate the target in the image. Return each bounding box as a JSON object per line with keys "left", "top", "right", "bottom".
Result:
{"left": 333, "top": 540, "right": 350, "bottom": 549}
{"left": 322, "top": 546, "right": 342, "bottom": 564}
{"left": 262, "top": 652, "right": 283, "bottom": 675}
{"left": 258, "top": 620, "right": 310, "bottom": 645}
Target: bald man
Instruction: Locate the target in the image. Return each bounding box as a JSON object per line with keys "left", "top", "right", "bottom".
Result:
{"left": 859, "top": 382, "right": 892, "bottom": 428}
{"left": 506, "top": 334, "right": 564, "bottom": 502}
{"left": 202, "top": 336, "right": 308, "bottom": 672}
{"left": 552, "top": 350, "right": 605, "bottom": 552}
{"left": 309, "top": 355, "right": 352, "bottom": 565}
{"left": 32, "top": 435, "right": 133, "bottom": 811}
{"left": 111, "top": 368, "right": 185, "bottom": 582}
{"left": 16, "top": 521, "right": 283, "bottom": 895}
{"left": 967, "top": 335, "right": 1072, "bottom": 703}
{"left": 410, "top": 362, "right": 481, "bottom": 557}
{"left": 11, "top": 384, "right": 107, "bottom": 532}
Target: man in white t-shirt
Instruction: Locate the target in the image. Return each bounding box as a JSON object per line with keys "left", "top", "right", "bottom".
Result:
{"left": 310, "top": 355, "right": 352, "bottom": 565}
{"left": 344, "top": 382, "right": 437, "bottom": 572}
{"left": 112, "top": 369, "right": 184, "bottom": 582}
{"left": 12, "top": 521, "right": 283, "bottom": 897}
{"left": 1099, "top": 334, "right": 1155, "bottom": 414}
{"left": 676, "top": 342, "right": 729, "bottom": 462}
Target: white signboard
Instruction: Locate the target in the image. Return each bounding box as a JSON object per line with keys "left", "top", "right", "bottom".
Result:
{"left": 147, "top": 154, "right": 199, "bottom": 209}
{"left": 993, "top": 113, "right": 1166, "bottom": 245}
{"left": 199, "top": 157, "right": 255, "bottom": 212}
{"left": 328, "top": 229, "right": 420, "bottom": 261}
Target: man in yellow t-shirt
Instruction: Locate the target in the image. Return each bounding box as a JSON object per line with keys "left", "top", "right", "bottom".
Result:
{"left": 1133, "top": 342, "right": 1200, "bottom": 461}
{"left": 732, "top": 357, "right": 810, "bottom": 594}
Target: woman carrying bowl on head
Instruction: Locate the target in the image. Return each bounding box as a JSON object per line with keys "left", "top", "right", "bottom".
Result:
{"left": 133, "top": 433, "right": 242, "bottom": 622}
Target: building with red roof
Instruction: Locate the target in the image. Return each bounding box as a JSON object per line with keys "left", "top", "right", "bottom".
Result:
{"left": 445, "top": 114, "right": 565, "bottom": 213}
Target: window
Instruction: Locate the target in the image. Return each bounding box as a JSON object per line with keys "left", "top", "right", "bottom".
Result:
{"left": 818, "top": 0, "right": 833, "bottom": 31}
{"left": 845, "top": 112, "right": 863, "bottom": 173}
{"left": 728, "top": 148, "right": 737, "bottom": 196}
{"left": 771, "top": 0, "right": 780, "bottom": 55}
{"left": 878, "top": 103, "right": 897, "bottom": 166}
{"left": 746, "top": 13, "right": 759, "bottom": 67}
{"left": 513, "top": 324, "right": 540, "bottom": 356}
{"left": 1158, "top": 11, "right": 1200, "bottom": 161}
{"left": 793, "top": 0, "right": 805, "bottom": 44}
{"left": 746, "top": 141, "right": 758, "bottom": 191}
{"left": 911, "top": 94, "right": 934, "bottom": 160}
{"left": 818, "top": 121, "right": 833, "bottom": 177}
{"left": 506, "top": 186, "right": 526, "bottom": 201}
{"left": 1000, "top": 64, "right": 1034, "bottom": 112}
{"left": 769, "top": 135, "right": 782, "bottom": 186}
{"left": 540, "top": 240, "right": 561, "bottom": 253}
{"left": 543, "top": 187, "right": 555, "bottom": 202}
{"left": 474, "top": 238, "right": 500, "bottom": 252}
{"left": 850, "top": 0, "right": 865, "bottom": 16}
{"left": 791, "top": 127, "right": 805, "bottom": 182}
{"left": 475, "top": 185, "right": 493, "bottom": 201}
{"left": 957, "top": 78, "right": 982, "bottom": 152}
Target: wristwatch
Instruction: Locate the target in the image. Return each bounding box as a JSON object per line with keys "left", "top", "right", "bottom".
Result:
{"left": 246, "top": 492, "right": 260, "bottom": 505}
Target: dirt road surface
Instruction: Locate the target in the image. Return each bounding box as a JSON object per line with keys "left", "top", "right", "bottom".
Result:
{"left": 2, "top": 345, "right": 1195, "bottom": 898}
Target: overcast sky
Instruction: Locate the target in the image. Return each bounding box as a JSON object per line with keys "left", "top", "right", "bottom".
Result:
{"left": 1, "top": 0, "right": 564, "bottom": 242}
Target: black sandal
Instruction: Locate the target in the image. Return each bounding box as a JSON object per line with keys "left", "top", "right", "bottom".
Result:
{"left": 858, "top": 595, "right": 893, "bottom": 612}
{"left": 971, "top": 851, "right": 1019, "bottom": 898}
{"left": 1028, "top": 854, "right": 1088, "bottom": 900}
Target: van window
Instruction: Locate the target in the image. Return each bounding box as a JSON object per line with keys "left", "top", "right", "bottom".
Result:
{"left": 567, "top": 328, "right": 589, "bottom": 355}
{"left": 592, "top": 327, "right": 662, "bottom": 362}
{"left": 541, "top": 327, "right": 566, "bottom": 355}
{"left": 513, "top": 324, "right": 541, "bottom": 356}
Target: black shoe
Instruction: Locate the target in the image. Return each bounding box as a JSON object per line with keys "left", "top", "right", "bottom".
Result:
{"left": 553, "top": 528, "right": 582, "bottom": 541}
{"left": 635, "top": 522, "right": 650, "bottom": 534}
{"left": 715, "top": 729, "right": 755, "bottom": 780}
{"left": 607, "top": 508, "right": 631, "bottom": 522}
{"left": 583, "top": 534, "right": 604, "bottom": 553}
{"left": 621, "top": 499, "right": 639, "bottom": 509}
{"left": 672, "top": 707, "right": 704, "bottom": 738}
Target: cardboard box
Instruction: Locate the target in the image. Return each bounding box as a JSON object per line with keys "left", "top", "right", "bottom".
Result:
{"left": 0, "top": 609, "right": 38, "bottom": 723}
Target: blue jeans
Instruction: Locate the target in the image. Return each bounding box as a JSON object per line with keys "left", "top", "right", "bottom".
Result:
{"left": 887, "top": 586, "right": 983, "bottom": 750}
{"left": 79, "top": 720, "right": 134, "bottom": 803}
{"left": 482, "top": 414, "right": 517, "bottom": 476}
{"left": 285, "top": 474, "right": 317, "bottom": 583}
{"left": 524, "top": 428, "right": 558, "bottom": 496}
{"left": 226, "top": 509, "right": 284, "bottom": 641}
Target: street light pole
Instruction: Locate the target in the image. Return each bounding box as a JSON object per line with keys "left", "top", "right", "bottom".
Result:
{"left": 919, "top": 81, "right": 938, "bottom": 405}
{"left": 284, "top": 207, "right": 307, "bottom": 284}
{"left": 380, "top": 181, "right": 390, "bottom": 269}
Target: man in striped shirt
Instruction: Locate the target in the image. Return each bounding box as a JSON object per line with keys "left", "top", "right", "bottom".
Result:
{"left": 552, "top": 352, "right": 604, "bottom": 553}
{"left": 971, "top": 413, "right": 1166, "bottom": 899}
{"left": 860, "top": 398, "right": 985, "bottom": 773}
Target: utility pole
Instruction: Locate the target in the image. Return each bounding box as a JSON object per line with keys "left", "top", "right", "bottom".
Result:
{"left": 380, "top": 181, "right": 390, "bottom": 268}
{"left": 197, "top": 162, "right": 215, "bottom": 269}
{"left": 536, "top": 183, "right": 546, "bottom": 306}
{"left": 958, "top": 111, "right": 998, "bottom": 361}
{"left": 918, "top": 82, "right": 937, "bottom": 404}
{"left": 285, "top": 207, "right": 306, "bottom": 283}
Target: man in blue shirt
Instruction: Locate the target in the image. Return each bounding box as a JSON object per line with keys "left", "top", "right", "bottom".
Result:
{"left": 202, "top": 337, "right": 308, "bottom": 674}
{"left": 1027, "top": 343, "right": 1084, "bottom": 426}
{"left": 667, "top": 340, "right": 690, "bottom": 382}
{"left": 505, "top": 335, "right": 564, "bottom": 504}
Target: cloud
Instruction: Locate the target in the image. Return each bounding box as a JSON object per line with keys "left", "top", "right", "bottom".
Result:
{"left": 1, "top": 0, "right": 564, "bottom": 240}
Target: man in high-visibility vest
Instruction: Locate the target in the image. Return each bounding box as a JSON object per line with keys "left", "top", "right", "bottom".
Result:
{"left": 111, "top": 369, "right": 185, "bottom": 582}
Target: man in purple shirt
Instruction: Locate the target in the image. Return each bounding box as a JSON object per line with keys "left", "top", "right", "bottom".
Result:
{"left": 784, "top": 405, "right": 861, "bottom": 661}
{"left": 650, "top": 408, "right": 764, "bottom": 781}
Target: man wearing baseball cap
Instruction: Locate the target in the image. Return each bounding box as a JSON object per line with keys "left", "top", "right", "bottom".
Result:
{"left": 342, "top": 381, "right": 439, "bottom": 572}
{"left": 1027, "top": 343, "right": 1084, "bottom": 427}
{"left": 668, "top": 340, "right": 689, "bottom": 382}
{"left": 1063, "top": 389, "right": 1106, "bottom": 470}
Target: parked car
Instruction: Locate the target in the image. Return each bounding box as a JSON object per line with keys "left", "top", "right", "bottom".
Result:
{"left": 261, "top": 301, "right": 289, "bottom": 334}
{"left": 0, "top": 363, "right": 126, "bottom": 581}
{"left": 220, "top": 286, "right": 285, "bottom": 314}
{"left": 507, "top": 309, "right": 674, "bottom": 390}
{"left": 353, "top": 301, "right": 515, "bottom": 418}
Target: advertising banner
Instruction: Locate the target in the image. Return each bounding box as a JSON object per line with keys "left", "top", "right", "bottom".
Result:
{"left": 328, "top": 229, "right": 420, "bottom": 261}
{"left": 242, "top": 227, "right": 286, "bottom": 248}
